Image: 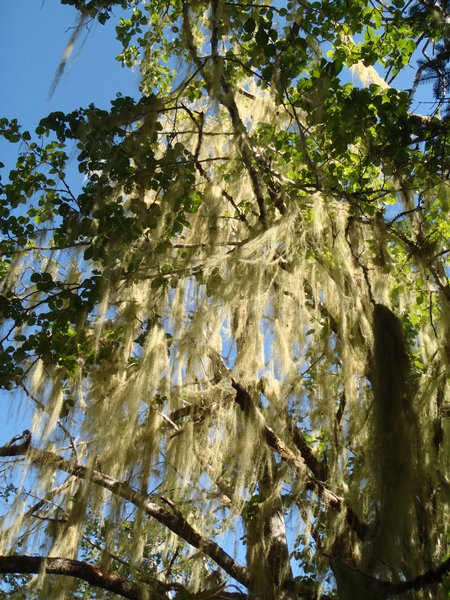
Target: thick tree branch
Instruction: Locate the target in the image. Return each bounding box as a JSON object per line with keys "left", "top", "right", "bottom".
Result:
{"left": 0, "top": 440, "right": 250, "bottom": 588}
{"left": 0, "top": 430, "right": 31, "bottom": 457}
{"left": 285, "top": 415, "right": 328, "bottom": 481}
{"left": 331, "top": 554, "right": 450, "bottom": 599}
{"left": 383, "top": 556, "right": 450, "bottom": 596}
{"left": 231, "top": 380, "right": 368, "bottom": 540}
{"left": 0, "top": 555, "right": 163, "bottom": 600}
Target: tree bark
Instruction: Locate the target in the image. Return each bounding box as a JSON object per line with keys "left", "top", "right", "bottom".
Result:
{"left": 0, "top": 555, "right": 162, "bottom": 600}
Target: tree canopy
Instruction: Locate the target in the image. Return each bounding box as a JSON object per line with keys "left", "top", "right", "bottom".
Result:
{"left": 0, "top": 0, "right": 450, "bottom": 598}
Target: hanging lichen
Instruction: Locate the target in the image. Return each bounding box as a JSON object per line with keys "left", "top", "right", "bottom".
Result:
{"left": 1, "top": 1, "right": 450, "bottom": 598}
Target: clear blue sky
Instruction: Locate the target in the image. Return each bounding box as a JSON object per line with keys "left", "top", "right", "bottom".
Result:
{"left": 0, "top": 1, "right": 140, "bottom": 122}
{"left": 0, "top": 0, "right": 140, "bottom": 170}
{"left": 0, "top": 1, "right": 140, "bottom": 437}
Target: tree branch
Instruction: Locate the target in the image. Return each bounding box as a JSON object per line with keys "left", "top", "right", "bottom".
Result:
{"left": 0, "top": 555, "right": 163, "bottom": 600}
{"left": 0, "top": 441, "right": 250, "bottom": 588}
{"left": 0, "top": 430, "right": 31, "bottom": 457}
{"left": 231, "top": 380, "right": 368, "bottom": 540}
{"left": 181, "top": 0, "right": 268, "bottom": 229}
{"left": 383, "top": 556, "right": 450, "bottom": 596}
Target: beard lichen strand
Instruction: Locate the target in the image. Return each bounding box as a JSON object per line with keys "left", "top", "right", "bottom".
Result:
{"left": 234, "top": 78, "right": 293, "bottom": 135}
{"left": 368, "top": 304, "right": 423, "bottom": 575}
{"left": 13, "top": 188, "right": 362, "bottom": 579}
{"left": 29, "top": 361, "right": 66, "bottom": 449}
{"left": 169, "top": 196, "right": 370, "bottom": 502}
{"left": 415, "top": 306, "right": 450, "bottom": 568}
{"left": 83, "top": 301, "right": 169, "bottom": 483}
{"left": 0, "top": 492, "right": 28, "bottom": 557}
{"left": 305, "top": 199, "right": 372, "bottom": 415}
{"left": 47, "top": 480, "right": 87, "bottom": 566}
{"left": 0, "top": 71, "right": 437, "bottom": 599}
{"left": 177, "top": 199, "right": 365, "bottom": 402}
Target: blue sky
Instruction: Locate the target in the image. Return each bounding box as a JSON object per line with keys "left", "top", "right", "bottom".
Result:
{"left": 1, "top": 1, "right": 140, "bottom": 122}
{"left": 0, "top": 1, "right": 140, "bottom": 437}
{"left": 0, "top": 0, "right": 140, "bottom": 170}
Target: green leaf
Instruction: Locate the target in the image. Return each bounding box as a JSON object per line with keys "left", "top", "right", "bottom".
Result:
{"left": 243, "top": 17, "right": 256, "bottom": 33}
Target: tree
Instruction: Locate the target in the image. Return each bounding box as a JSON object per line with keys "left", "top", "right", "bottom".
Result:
{"left": 0, "top": 0, "right": 449, "bottom": 598}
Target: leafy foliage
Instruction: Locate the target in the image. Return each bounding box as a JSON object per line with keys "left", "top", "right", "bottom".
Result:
{"left": 0, "top": 1, "right": 449, "bottom": 599}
